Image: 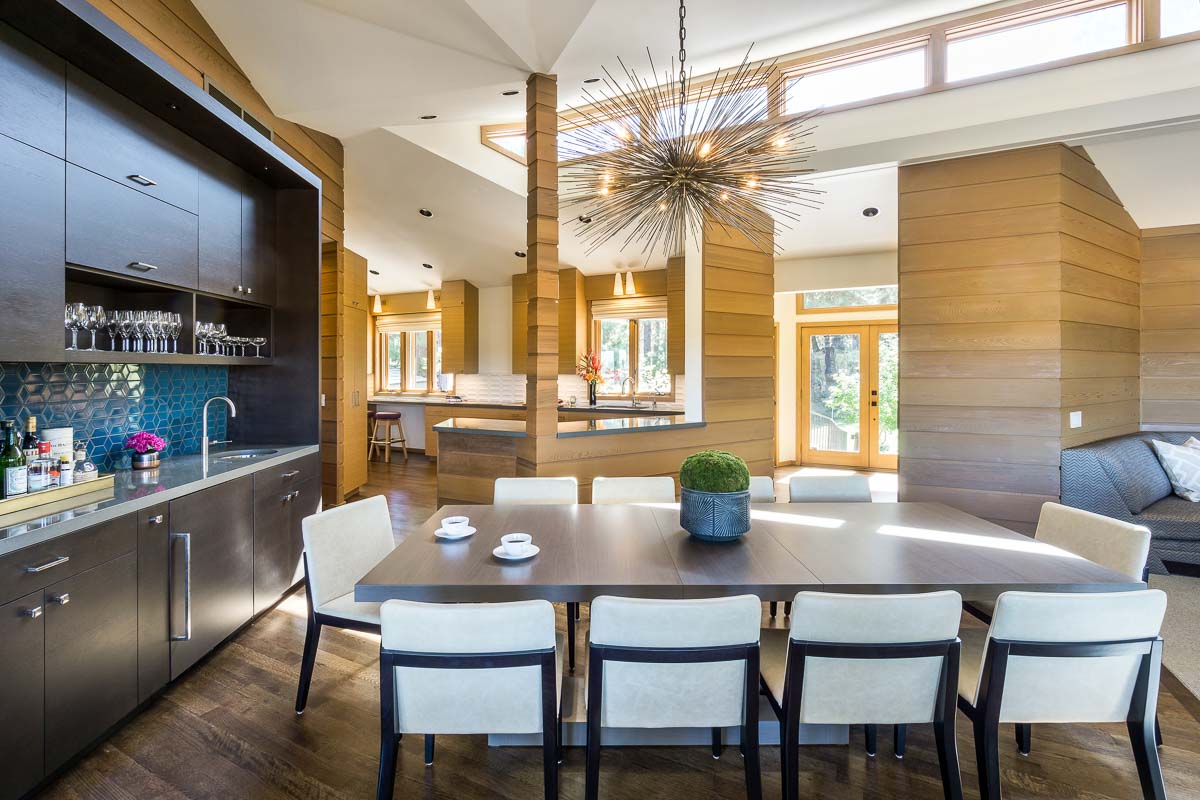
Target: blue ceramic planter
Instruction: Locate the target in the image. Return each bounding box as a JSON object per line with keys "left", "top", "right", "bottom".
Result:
{"left": 679, "top": 487, "right": 751, "bottom": 541}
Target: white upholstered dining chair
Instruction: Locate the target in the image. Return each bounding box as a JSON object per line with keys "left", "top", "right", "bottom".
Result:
{"left": 957, "top": 590, "right": 1167, "bottom": 800}
{"left": 586, "top": 595, "right": 763, "bottom": 800}
{"left": 376, "top": 599, "right": 563, "bottom": 800}
{"left": 296, "top": 495, "right": 393, "bottom": 714}
{"left": 761, "top": 591, "right": 964, "bottom": 800}
{"left": 590, "top": 476, "right": 675, "bottom": 504}
{"left": 748, "top": 476, "right": 777, "bottom": 503}
{"left": 493, "top": 476, "right": 579, "bottom": 505}
{"left": 788, "top": 474, "right": 873, "bottom": 503}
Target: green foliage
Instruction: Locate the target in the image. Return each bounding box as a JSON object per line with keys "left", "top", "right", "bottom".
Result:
{"left": 679, "top": 450, "right": 750, "bottom": 493}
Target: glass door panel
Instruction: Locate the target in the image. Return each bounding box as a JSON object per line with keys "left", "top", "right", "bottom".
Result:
{"left": 870, "top": 326, "right": 899, "bottom": 470}
{"left": 800, "top": 326, "right": 868, "bottom": 467}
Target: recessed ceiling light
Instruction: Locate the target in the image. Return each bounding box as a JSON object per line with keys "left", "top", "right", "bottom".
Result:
{"left": 578, "top": 214, "right": 593, "bottom": 224}
{"left": 419, "top": 114, "right": 437, "bottom": 120}
{"left": 583, "top": 78, "right": 600, "bottom": 84}
{"left": 166, "top": 102, "right": 179, "bottom": 111}
{"left": 422, "top": 263, "right": 433, "bottom": 270}
{"left": 262, "top": 165, "right": 270, "bottom": 171}
{"left": 501, "top": 89, "right": 519, "bottom": 96}
{"left": 369, "top": 269, "right": 380, "bottom": 275}
{"left": 862, "top": 207, "right": 879, "bottom": 217}
{"left": 515, "top": 250, "right": 527, "bottom": 258}
{"left": 419, "top": 208, "right": 433, "bottom": 218}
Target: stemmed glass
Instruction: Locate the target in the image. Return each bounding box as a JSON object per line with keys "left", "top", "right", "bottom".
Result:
{"left": 106, "top": 313, "right": 121, "bottom": 352}
{"left": 83, "top": 306, "right": 105, "bottom": 351}
{"left": 196, "top": 321, "right": 212, "bottom": 355}
{"left": 118, "top": 311, "right": 136, "bottom": 352}
{"left": 169, "top": 313, "right": 182, "bottom": 354}
{"left": 250, "top": 336, "right": 267, "bottom": 358}
{"left": 131, "top": 311, "right": 145, "bottom": 352}
{"left": 64, "top": 303, "right": 86, "bottom": 350}
{"left": 146, "top": 311, "right": 162, "bottom": 354}
{"left": 213, "top": 323, "right": 228, "bottom": 355}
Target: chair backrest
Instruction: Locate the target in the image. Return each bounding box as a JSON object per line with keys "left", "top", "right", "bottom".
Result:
{"left": 301, "top": 495, "right": 395, "bottom": 608}
{"left": 591, "top": 476, "right": 675, "bottom": 504}
{"left": 380, "top": 599, "right": 557, "bottom": 735}
{"left": 788, "top": 474, "right": 872, "bottom": 503}
{"left": 972, "top": 590, "right": 1167, "bottom": 723}
{"left": 1035, "top": 502, "right": 1150, "bottom": 580}
{"left": 787, "top": 591, "right": 962, "bottom": 725}
{"left": 748, "top": 476, "right": 776, "bottom": 503}
{"left": 588, "top": 595, "right": 761, "bottom": 729}
{"left": 493, "top": 476, "right": 578, "bottom": 505}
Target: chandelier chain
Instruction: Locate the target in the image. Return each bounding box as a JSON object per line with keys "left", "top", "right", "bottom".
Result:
{"left": 678, "top": 0, "right": 687, "bottom": 130}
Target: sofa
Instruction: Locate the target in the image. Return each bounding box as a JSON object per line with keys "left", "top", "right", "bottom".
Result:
{"left": 1061, "top": 431, "right": 1200, "bottom": 575}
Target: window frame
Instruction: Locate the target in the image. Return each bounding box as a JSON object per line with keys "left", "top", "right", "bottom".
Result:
{"left": 591, "top": 317, "right": 674, "bottom": 400}
{"left": 374, "top": 329, "right": 450, "bottom": 396}
{"left": 798, "top": 286, "right": 900, "bottom": 315}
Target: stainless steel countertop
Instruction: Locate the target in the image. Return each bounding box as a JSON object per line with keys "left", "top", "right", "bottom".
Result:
{"left": 0, "top": 444, "right": 319, "bottom": 556}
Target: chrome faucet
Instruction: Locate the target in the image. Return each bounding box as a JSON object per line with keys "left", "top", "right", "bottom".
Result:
{"left": 620, "top": 375, "right": 643, "bottom": 408}
{"left": 202, "top": 396, "right": 237, "bottom": 474}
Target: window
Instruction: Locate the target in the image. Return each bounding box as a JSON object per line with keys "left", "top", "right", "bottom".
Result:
{"left": 591, "top": 296, "right": 672, "bottom": 397}
{"left": 559, "top": 116, "right": 640, "bottom": 160}
{"left": 946, "top": 2, "right": 1129, "bottom": 82}
{"left": 785, "top": 46, "right": 927, "bottom": 113}
{"left": 486, "top": 130, "right": 525, "bottom": 161}
{"left": 801, "top": 286, "right": 899, "bottom": 311}
{"left": 378, "top": 328, "right": 448, "bottom": 394}
{"left": 1162, "top": 0, "right": 1200, "bottom": 36}
{"left": 656, "top": 86, "right": 768, "bottom": 136}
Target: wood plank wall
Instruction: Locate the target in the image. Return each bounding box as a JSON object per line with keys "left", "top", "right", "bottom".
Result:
{"left": 558, "top": 268, "right": 586, "bottom": 374}
{"left": 1141, "top": 224, "right": 1200, "bottom": 429}
{"left": 898, "top": 143, "right": 1141, "bottom": 533}
{"left": 320, "top": 243, "right": 344, "bottom": 502}
{"left": 667, "top": 256, "right": 686, "bottom": 375}
{"left": 440, "top": 279, "right": 479, "bottom": 374}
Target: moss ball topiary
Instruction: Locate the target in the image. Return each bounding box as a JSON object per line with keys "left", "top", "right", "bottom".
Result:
{"left": 679, "top": 450, "right": 750, "bottom": 494}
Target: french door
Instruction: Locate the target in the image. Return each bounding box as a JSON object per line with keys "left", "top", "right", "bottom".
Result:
{"left": 798, "top": 324, "right": 898, "bottom": 470}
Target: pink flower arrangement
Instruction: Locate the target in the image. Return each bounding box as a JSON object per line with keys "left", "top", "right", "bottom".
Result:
{"left": 124, "top": 431, "right": 166, "bottom": 454}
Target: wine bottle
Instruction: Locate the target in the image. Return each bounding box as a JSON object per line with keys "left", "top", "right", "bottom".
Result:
{"left": 22, "top": 415, "right": 39, "bottom": 461}
{"left": 1, "top": 420, "right": 28, "bottom": 498}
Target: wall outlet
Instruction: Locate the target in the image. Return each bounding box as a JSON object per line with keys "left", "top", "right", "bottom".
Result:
{"left": 1069, "top": 410, "right": 1083, "bottom": 429}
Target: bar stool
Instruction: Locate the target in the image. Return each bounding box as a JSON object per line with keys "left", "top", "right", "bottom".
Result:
{"left": 370, "top": 411, "right": 408, "bottom": 463}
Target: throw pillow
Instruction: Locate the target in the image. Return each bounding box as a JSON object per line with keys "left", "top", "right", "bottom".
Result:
{"left": 1151, "top": 440, "right": 1200, "bottom": 502}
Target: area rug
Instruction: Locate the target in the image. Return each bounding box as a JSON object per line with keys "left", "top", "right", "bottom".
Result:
{"left": 1149, "top": 573, "right": 1200, "bottom": 699}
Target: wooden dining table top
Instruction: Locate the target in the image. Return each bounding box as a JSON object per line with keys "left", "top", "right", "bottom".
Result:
{"left": 355, "top": 502, "right": 1145, "bottom": 604}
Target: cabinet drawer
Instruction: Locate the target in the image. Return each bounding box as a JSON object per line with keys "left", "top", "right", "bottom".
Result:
{"left": 253, "top": 453, "right": 320, "bottom": 500}
{"left": 0, "top": 513, "right": 136, "bottom": 606}
{"left": 66, "top": 67, "right": 198, "bottom": 213}
{"left": 67, "top": 164, "right": 199, "bottom": 290}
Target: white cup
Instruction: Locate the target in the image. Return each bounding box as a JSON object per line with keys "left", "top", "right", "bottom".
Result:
{"left": 501, "top": 532, "right": 532, "bottom": 557}
{"left": 441, "top": 515, "right": 470, "bottom": 535}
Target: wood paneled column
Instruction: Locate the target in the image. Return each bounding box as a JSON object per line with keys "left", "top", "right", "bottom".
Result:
{"left": 525, "top": 73, "right": 559, "bottom": 438}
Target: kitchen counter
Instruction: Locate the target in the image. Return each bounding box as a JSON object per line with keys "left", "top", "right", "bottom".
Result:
{"left": 370, "top": 395, "right": 685, "bottom": 415}
{"left": 432, "top": 415, "right": 705, "bottom": 439}
{"left": 0, "top": 444, "right": 319, "bottom": 556}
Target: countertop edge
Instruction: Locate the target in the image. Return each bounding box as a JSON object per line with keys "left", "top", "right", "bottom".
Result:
{"left": 556, "top": 420, "right": 707, "bottom": 438}
{"left": 369, "top": 396, "right": 685, "bottom": 415}
{"left": 0, "top": 445, "right": 319, "bottom": 557}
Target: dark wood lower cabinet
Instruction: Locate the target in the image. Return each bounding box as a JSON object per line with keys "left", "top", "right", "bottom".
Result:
{"left": 169, "top": 477, "right": 254, "bottom": 679}
{"left": 43, "top": 552, "right": 138, "bottom": 773}
{"left": 136, "top": 503, "right": 170, "bottom": 703}
{"left": 254, "top": 475, "right": 320, "bottom": 615}
{"left": 0, "top": 589, "right": 45, "bottom": 800}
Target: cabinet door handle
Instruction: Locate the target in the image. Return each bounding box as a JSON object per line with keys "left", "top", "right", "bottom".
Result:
{"left": 245, "top": 287, "right": 253, "bottom": 296}
{"left": 126, "top": 174, "right": 157, "bottom": 187}
{"left": 49, "top": 593, "right": 70, "bottom": 605}
{"left": 281, "top": 470, "right": 300, "bottom": 479}
{"left": 170, "top": 532, "right": 192, "bottom": 642}
{"left": 128, "top": 262, "right": 159, "bottom": 272}
{"left": 235, "top": 285, "right": 244, "bottom": 293}
{"left": 22, "top": 606, "right": 43, "bottom": 619}
{"left": 25, "top": 555, "right": 69, "bottom": 573}
{"left": 147, "top": 514, "right": 164, "bottom": 524}
{"left": 283, "top": 490, "right": 300, "bottom": 503}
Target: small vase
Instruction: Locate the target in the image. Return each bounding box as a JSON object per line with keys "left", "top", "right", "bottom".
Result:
{"left": 588, "top": 382, "right": 597, "bottom": 406}
{"left": 131, "top": 451, "right": 160, "bottom": 470}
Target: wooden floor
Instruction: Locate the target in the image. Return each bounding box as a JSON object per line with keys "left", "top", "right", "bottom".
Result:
{"left": 36, "top": 456, "right": 1200, "bottom": 800}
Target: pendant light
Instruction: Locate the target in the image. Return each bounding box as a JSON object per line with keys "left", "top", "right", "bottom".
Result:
{"left": 426, "top": 289, "right": 436, "bottom": 309}
{"left": 624, "top": 270, "right": 635, "bottom": 295}
{"left": 613, "top": 272, "right": 624, "bottom": 296}
{"left": 372, "top": 293, "right": 382, "bottom": 314}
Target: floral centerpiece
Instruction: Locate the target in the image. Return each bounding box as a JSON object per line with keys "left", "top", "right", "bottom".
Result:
{"left": 125, "top": 431, "right": 166, "bottom": 470}
{"left": 577, "top": 351, "right": 602, "bottom": 406}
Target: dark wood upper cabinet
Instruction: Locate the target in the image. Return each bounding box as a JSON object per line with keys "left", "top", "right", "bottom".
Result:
{"left": 66, "top": 164, "right": 199, "bottom": 290}
{"left": 198, "top": 152, "right": 244, "bottom": 299}
{"left": 43, "top": 551, "right": 138, "bottom": 773}
{"left": 66, "top": 65, "right": 198, "bottom": 213}
{"left": 0, "top": 134, "right": 65, "bottom": 363}
{"left": 240, "top": 172, "right": 276, "bottom": 305}
{"left": 0, "top": 589, "right": 45, "bottom": 800}
{"left": 0, "top": 22, "right": 64, "bottom": 158}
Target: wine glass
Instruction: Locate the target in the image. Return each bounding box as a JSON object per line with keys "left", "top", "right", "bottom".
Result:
{"left": 85, "top": 306, "right": 105, "bottom": 352}
{"left": 250, "top": 336, "right": 267, "bottom": 358}
{"left": 106, "top": 312, "right": 121, "bottom": 352}
{"left": 213, "top": 323, "right": 228, "bottom": 356}
{"left": 130, "top": 310, "right": 145, "bottom": 352}
{"left": 147, "top": 311, "right": 163, "bottom": 354}
{"left": 64, "top": 303, "right": 86, "bottom": 350}
{"left": 169, "top": 313, "right": 182, "bottom": 354}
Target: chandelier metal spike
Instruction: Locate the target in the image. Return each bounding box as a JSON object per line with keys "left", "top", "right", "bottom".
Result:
{"left": 559, "top": 0, "right": 822, "bottom": 257}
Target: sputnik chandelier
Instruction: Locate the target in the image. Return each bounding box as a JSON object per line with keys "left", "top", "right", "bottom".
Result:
{"left": 559, "top": 0, "right": 822, "bottom": 256}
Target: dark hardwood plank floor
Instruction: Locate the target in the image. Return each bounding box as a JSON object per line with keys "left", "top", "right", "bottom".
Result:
{"left": 35, "top": 457, "right": 1200, "bottom": 800}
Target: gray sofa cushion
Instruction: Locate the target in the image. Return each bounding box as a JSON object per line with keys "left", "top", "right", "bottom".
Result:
{"left": 1086, "top": 435, "right": 1173, "bottom": 513}
{"left": 1138, "top": 496, "right": 1200, "bottom": 541}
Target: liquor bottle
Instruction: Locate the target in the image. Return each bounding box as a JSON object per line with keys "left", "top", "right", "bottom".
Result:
{"left": 22, "top": 416, "right": 39, "bottom": 461}
{"left": 58, "top": 455, "right": 74, "bottom": 487}
{"left": 73, "top": 446, "right": 97, "bottom": 483}
{"left": 27, "top": 442, "right": 51, "bottom": 492}
{"left": 1, "top": 420, "right": 28, "bottom": 498}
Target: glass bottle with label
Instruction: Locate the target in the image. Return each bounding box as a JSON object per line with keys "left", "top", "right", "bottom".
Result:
{"left": 22, "top": 416, "right": 39, "bottom": 462}
{"left": 1, "top": 421, "right": 28, "bottom": 498}
{"left": 58, "top": 455, "right": 74, "bottom": 487}
{"left": 27, "top": 442, "right": 52, "bottom": 492}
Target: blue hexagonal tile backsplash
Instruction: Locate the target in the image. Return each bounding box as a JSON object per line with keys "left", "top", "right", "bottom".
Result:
{"left": 0, "top": 363, "right": 228, "bottom": 472}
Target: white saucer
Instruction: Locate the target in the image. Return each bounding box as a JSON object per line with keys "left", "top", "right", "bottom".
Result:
{"left": 492, "top": 543, "right": 540, "bottom": 561}
{"left": 435, "top": 526, "right": 476, "bottom": 540}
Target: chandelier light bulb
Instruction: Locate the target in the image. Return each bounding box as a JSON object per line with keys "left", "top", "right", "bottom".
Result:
{"left": 697, "top": 141, "right": 711, "bottom": 158}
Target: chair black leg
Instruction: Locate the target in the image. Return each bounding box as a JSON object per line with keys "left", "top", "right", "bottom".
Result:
{"left": 782, "top": 713, "right": 801, "bottom": 800}
{"left": 557, "top": 711, "right": 564, "bottom": 765}
{"left": 973, "top": 718, "right": 1002, "bottom": 800}
{"left": 743, "top": 724, "right": 762, "bottom": 800}
{"left": 576, "top": 603, "right": 582, "bottom": 621}
{"left": 1015, "top": 723, "right": 1031, "bottom": 756}
{"left": 424, "top": 734, "right": 435, "bottom": 766}
{"left": 711, "top": 727, "right": 722, "bottom": 759}
{"left": 894, "top": 724, "right": 907, "bottom": 759}
{"left": 1129, "top": 717, "right": 1167, "bottom": 800}
{"left": 295, "top": 618, "right": 322, "bottom": 715}
{"left": 864, "top": 724, "right": 877, "bottom": 757}
{"left": 585, "top": 654, "right": 603, "bottom": 800}
{"left": 567, "top": 609, "right": 576, "bottom": 674}
{"left": 933, "top": 718, "right": 964, "bottom": 800}
{"left": 1155, "top": 714, "right": 1163, "bottom": 748}
{"left": 769, "top": 602, "right": 778, "bottom": 618}
{"left": 376, "top": 732, "right": 399, "bottom": 800}
{"left": 544, "top": 720, "right": 560, "bottom": 800}
{"left": 784, "top": 601, "right": 792, "bottom": 617}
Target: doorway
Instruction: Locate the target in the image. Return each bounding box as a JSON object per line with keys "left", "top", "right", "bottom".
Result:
{"left": 797, "top": 323, "right": 898, "bottom": 470}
